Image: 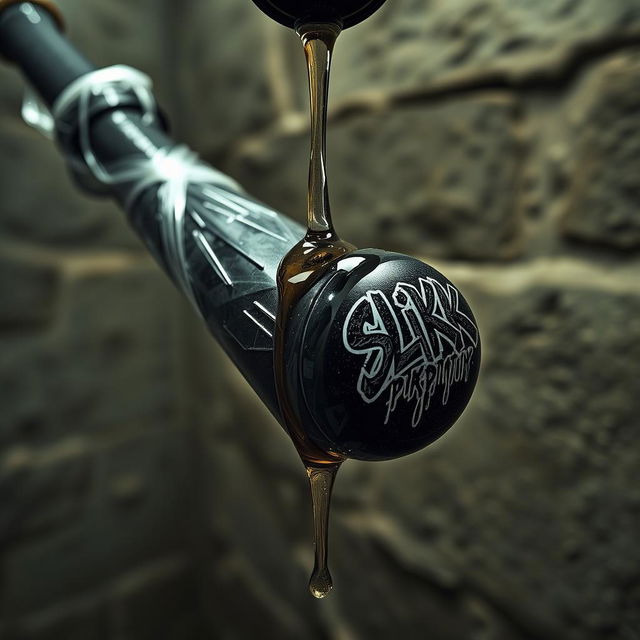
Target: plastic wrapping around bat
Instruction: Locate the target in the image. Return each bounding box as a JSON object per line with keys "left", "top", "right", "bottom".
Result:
{"left": 0, "top": 1, "right": 481, "bottom": 461}
{"left": 0, "top": 2, "right": 302, "bottom": 421}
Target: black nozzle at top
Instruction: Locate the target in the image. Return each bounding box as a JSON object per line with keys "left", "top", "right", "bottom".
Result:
{"left": 250, "top": 0, "right": 387, "bottom": 29}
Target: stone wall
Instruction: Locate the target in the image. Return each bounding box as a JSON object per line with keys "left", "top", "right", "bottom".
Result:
{"left": 1, "top": 1, "right": 639, "bottom": 639}
{"left": 0, "top": 1, "right": 205, "bottom": 638}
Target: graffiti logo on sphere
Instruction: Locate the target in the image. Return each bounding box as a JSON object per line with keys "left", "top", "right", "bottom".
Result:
{"left": 342, "top": 277, "right": 479, "bottom": 427}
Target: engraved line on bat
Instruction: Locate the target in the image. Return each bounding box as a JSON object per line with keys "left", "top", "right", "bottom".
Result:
{"left": 253, "top": 300, "right": 276, "bottom": 320}
{"left": 220, "top": 192, "right": 301, "bottom": 243}
{"left": 200, "top": 197, "right": 288, "bottom": 242}
{"left": 191, "top": 210, "right": 206, "bottom": 228}
{"left": 203, "top": 188, "right": 277, "bottom": 219}
{"left": 189, "top": 207, "right": 265, "bottom": 271}
{"left": 193, "top": 230, "right": 234, "bottom": 287}
{"left": 203, "top": 188, "right": 252, "bottom": 217}
{"left": 243, "top": 309, "right": 273, "bottom": 338}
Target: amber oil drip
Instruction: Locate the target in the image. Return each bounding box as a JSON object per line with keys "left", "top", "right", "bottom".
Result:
{"left": 307, "top": 465, "right": 338, "bottom": 598}
{"left": 273, "top": 21, "right": 353, "bottom": 597}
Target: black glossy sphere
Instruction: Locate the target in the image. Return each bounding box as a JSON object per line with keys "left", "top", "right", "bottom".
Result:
{"left": 287, "top": 250, "right": 481, "bottom": 461}
{"left": 250, "top": 0, "right": 387, "bottom": 29}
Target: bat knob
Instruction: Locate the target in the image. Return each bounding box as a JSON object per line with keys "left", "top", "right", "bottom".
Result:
{"left": 286, "top": 249, "right": 481, "bottom": 461}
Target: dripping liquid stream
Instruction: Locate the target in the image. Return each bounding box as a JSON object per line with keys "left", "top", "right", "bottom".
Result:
{"left": 273, "top": 22, "right": 353, "bottom": 597}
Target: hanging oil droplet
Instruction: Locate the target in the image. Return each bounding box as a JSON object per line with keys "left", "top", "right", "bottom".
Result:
{"left": 307, "top": 464, "right": 339, "bottom": 598}
{"left": 273, "top": 20, "right": 352, "bottom": 596}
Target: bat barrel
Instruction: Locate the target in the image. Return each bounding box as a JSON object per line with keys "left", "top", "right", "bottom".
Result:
{"left": 0, "top": 1, "right": 305, "bottom": 421}
{"left": 0, "top": 1, "right": 482, "bottom": 462}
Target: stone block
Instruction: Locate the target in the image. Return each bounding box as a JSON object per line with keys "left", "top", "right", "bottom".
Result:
{"left": 472, "top": 282, "right": 640, "bottom": 637}
{"left": 172, "top": 0, "right": 276, "bottom": 158}
{"left": 113, "top": 557, "right": 207, "bottom": 640}
{"left": 561, "top": 49, "right": 640, "bottom": 250}
{"left": 325, "top": 511, "right": 522, "bottom": 640}
{"left": 0, "top": 66, "right": 24, "bottom": 118}
{"left": 6, "top": 599, "right": 110, "bottom": 640}
{"left": 226, "top": 94, "right": 524, "bottom": 260}
{"left": 0, "top": 120, "right": 141, "bottom": 249}
{"left": 0, "top": 257, "right": 184, "bottom": 446}
{"left": 328, "top": 0, "right": 640, "bottom": 104}
{"left": 56, "top": 0, "right": 173, "bottom": 108}
{"left": 0, "top": 248, "right": 60, "bottom": 330}
{"left": 0, "top": 439, "right": 91, "bottom": 546}
{"left": 2, "top": 558, "right": 206, "bottom": 640}
{"left": 1, "top": 428, "right": 193, "bottom": 616}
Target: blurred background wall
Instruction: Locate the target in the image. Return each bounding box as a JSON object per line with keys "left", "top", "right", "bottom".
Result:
{"left": 1, "top": 0, "right": 640, "bottom": 638}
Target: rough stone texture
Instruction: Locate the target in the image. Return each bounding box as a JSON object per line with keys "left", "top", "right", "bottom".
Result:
{"left": 0, "top": 248, "right": 60, "bottom": 330}
{"left": 113, "top": 558, "right": 208, "bottom": 640}
{"left": 329, "top": 0, "right": 640, "bottom": 104}
{"left": 0, "top": 257, "right": 184, "bottom": 448}
{"left": 1, "top": 428, "right": 193, "bottom": 616}
{"left": 467, "top": 281, "right": 640, "bottom": 639}
{"left": 2, "top": 0, "right": 640, "bottom": 638}
{"left": 226, "top": 94, "right": 525, "bottom": 260}
{"left": 56, "top": 0, "right": 174, "bottom": 109}
{"left": 0, "top": 439, "right": 91, "bottom": 546}
{"left": 172, "top": 0, "right": 277, "bottom": 159}
{"left": 561, "top": 49, "right": 640, "bottom": 250}
{"left": 0, "top": 120, "right": 140, "bottom": 249}
{"left": 1, "top": 556, "right": 206, "bottom": 640}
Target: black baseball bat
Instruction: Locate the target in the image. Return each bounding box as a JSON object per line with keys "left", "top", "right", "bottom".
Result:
{"left": 0, "top": 1, "right": 481, "bottom": 462}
